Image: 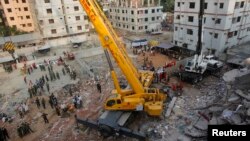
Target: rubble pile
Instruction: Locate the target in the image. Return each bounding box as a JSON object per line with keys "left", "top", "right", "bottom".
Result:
{"left": 184, "top": 68, "right": 250, "bottom": 138}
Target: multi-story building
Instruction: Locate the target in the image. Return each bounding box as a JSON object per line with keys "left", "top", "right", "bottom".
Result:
{"left": 108, "top": 0, "right": 163, "bottom": 33}
{"left": 34, "top": 0, "right": 90, "bottom": 46}
{"left": 0, "top": 0, "right": 35, "bottom": 32}
{"left": 174, "top": 0, "right": 250, "bottom": 54}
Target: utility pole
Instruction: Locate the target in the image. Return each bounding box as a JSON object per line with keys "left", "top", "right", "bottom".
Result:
{"left": 196, "top": 0, "right": 204, "bottom": 55}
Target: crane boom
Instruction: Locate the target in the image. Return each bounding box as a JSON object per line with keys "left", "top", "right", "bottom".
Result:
{"left": 80, "top": 0, "right": 144, "bottom": 93}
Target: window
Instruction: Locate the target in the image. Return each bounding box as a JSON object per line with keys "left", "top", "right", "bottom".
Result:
{"left": 122, "top": 17, "right": 125, "bottom": 21}
{"left": 204, "top": 3, "right": 208, "bottom": 9}
{"left": 152, "top": 17, "right": 155, "bottom": 21}
{"left": 26, "top": 15, "right": 30, "bottom": 19}
{"left": 232, "top": 17, "right": 236, "bottom": 23}
{"left": 48, "top": 19, "right": 54, "bottom": 23}
{"left": 214, "top": 33, "right": 218, "bottom": 38}
{"left": 110, "top": 9, "right": 112, "bottom": 12}
{"left": 237, "top": 16, "right": 241, "bottom": 22}
{"left": 240, "top": 1, "right": 245, "bottom": 8}
{"left": 22, "top": 0, "right": 26, "bottom": 3}
{"left": 44, "top": 0, "right": 50, "bottom": 3}
{"left": 235, "top": 2, "right": 239, "bottom": 9}
{"left": 27, "top": 23, "right": 32, "bottom": 27}
{"left": 84, "top": 15, "right": 88, "bottom": 20}
{"left": 145, "top": 10, "right": 148, "bottom": 14}
{"left": 16, "top": 0, "right": 18, "bottom": 3}
{"left": 188, "top": 16, "right": 194, "bottom": 22}
{"left": 228, "top": 32, "right": 233, "bottom": 38}
{"left": 189, "top": 2, "right": 195, "bottom": 8}
{"left": 175, "top": 27, "right": 178, "bottom": 31}
{"left": 7, "top": 8, "right": 12, "bottom": 12}
{"left": 18, "top": 8, "right": 21, "bottom": 11}
{"left": 152, "top": 9, "right": 155, "bottom": 13}
{"left": 106, "top": 100, "right": 115, "bottom": 107}
{"left": 74, "top": 6, "right": 79, "bottom": 11}
{"left": 204, "top": 17, "right": 206, "bottom": 23}
{"left": 10, "top": 17, "right": 14, "bottom": 21}
{"left": 215, "top": 18, "right": 221, "bottom": 24}
{"left": 187, "top": 29, "right": 193, "bottom": 35}
{"left": 219, "top": 3, "right": 224, "bottom": 8}
{"left": 51, "top": 29, "right": 57, "bottom": 34}
{"left": 85, "top": 24, "right": 89, "bottom": 29}
{"left": 145, "top": 26, "right": 147, "bottom": 29}
{"left": 77, "top": 26, "right": 82, "bottom": 30}
{"left": 122, "top": 10, "right": 124, "bottom": 13}
{"left": 131, "top": 19, "right": 134, "bottom": 22}
{"left": 177, "top": 2, "right": 180, "bottom": 7}
{"left": 21, "top": 24, "right": 26, "bottom": 27}
{"left": 4, "top": 0, "right": 9, "bottom": 4}
{"left": 132, "top": 26, "right": 134, "bottom": 30}
{"left": 176, "top": 15, "right": 180, "bottom": 19}
{"left": 24, "top": 7, "right": 28, "bottom": 11}
{"left": 117, "top": 100, "right": 121, "bottom": 104}
{"left": 46, "top": 9, "right": 52, "bottom": 14}
{"left": 247, "top": 27, "right": 250, "bottom": 31}
{"left": 234, "top": 31, "right": 238, "bottom": 36}
{"left": 157, "top": 9, "right": 160, "bottom": 12}
{"left": 75, "top": 16, "right": 80, "bottom": 20}
{"left": 131, "top": 10, "right": 134, "bottom": 14}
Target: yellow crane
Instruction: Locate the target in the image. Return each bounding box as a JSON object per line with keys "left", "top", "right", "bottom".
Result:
{"left": 79, "top": 0, "right": 166, "bottom": 116}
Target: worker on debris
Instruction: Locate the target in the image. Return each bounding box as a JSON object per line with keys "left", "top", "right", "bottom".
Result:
{"left": 35, "top": 97, "right": 41, "bottom": 109}
{"left": 0, "top": 126, "right": 10, "bottom": 141}
{"left": 42, "top": 98, "right": 46, "bottom": 109}
{"left": 56, "top": 72, "right": 60, "bottom": 79}
{"left": 55, "top": 106, "right": 61, "bottom": 116}
{"left": 96, "top": 83, "right": 101, "bottom": 93}
{"left": 41, "top": 113, "right": 49, "bottom": 124}
{"left": 24, "top": 76, "right": 27, "bottom": 84}
{"left": 62, "top": 68, "right": 66, "bottom": 75}
{"left": 46, "top": 82, "right": 50, "bottom": 92}
{"left": 48, "top": 98, "right": 54, "bottom": 109}
{"left": 45, "top": 74, "right": 49, "bottom": 82}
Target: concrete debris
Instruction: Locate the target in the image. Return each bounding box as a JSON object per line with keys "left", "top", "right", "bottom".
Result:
{"left": 243, "top": 99, "right": 250, "bottom": 108}
{"left": 235, "top": 89, "right": 250, "bottom": 100}
{"left": 165, "top": 97, "right": 177, "bottom": 117}
{"left": 194, "top": 117, "right": 208, "bottom": 131}
{"left": 184, "top": 126, "right": 207, "bottom": 138}
{"left": 177, "top": 135, "right": 191, "bottom": 141}
{"left": 247, "top": 109, "right": 250, "bottom": 117}
{"left": 228, "top": 94, "right": 240, "bottom": 103}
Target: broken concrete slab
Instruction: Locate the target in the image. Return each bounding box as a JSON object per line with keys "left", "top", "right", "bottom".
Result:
{"left": 165, "top": 97, "right": 177, "bottom": 118}
{"left": 247, "top": 109, "right": 250, "bottom": 117}
{"left": 235, "top": 89, "right": 250, "bottom": 100}
{"left": 243, "top": 99, "right": 250, "bottom": 108}
{"left": 228, "top": 94, "right": 240, "bottom": 103}
{"left": 184, "top": 126, "right": 207, "bottom": 138}
{"left": 194, "top": 117, "right": 208, "bottom": 131}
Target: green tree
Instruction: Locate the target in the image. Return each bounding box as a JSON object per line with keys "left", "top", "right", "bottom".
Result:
{"left": 161, "top": 0, "right": 175, "bottom": 12}
{"left": 0, "top": 26, "right": 27, "bottom": 37}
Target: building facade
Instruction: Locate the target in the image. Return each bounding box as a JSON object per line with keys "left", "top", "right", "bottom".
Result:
{"left": 34, "top": 0, "right": 90, "bottom": 46}
{"left": 174, "top": 0, "right": 250, "bottom": 54}
{"left": 0, "top": 0, "right": 35, "bottom": 32}
{"left": 108, "top": 0, "right": 163, "bottom": 33}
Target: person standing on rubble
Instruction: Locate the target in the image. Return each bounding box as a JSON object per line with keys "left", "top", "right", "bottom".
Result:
{"left": 41, "top": 113, "right": 49, "bottom": 124}
{"left": 42, "top": 98, "right": 46, "bottom": 109}
{"left": 35, "top": 97, "right": 41, "bottom": 109}
{"left": 62, "top": 68, "right": 66, "bottom": 75}
{"left": 97, "top": 83, "right": 101, "bottom": 93}
{"left": 56, "top": 72, "right": 60, "bottom": 79}
{"left": 46, "top": 82, "right": 50, "bottom": 93}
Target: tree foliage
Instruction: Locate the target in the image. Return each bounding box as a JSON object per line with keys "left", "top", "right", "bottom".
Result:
{"left": 0, "top": 26, "right": 27, "bottom": 37}
{"left": 161, "top": 0, "right": 175, "bottom": 12}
